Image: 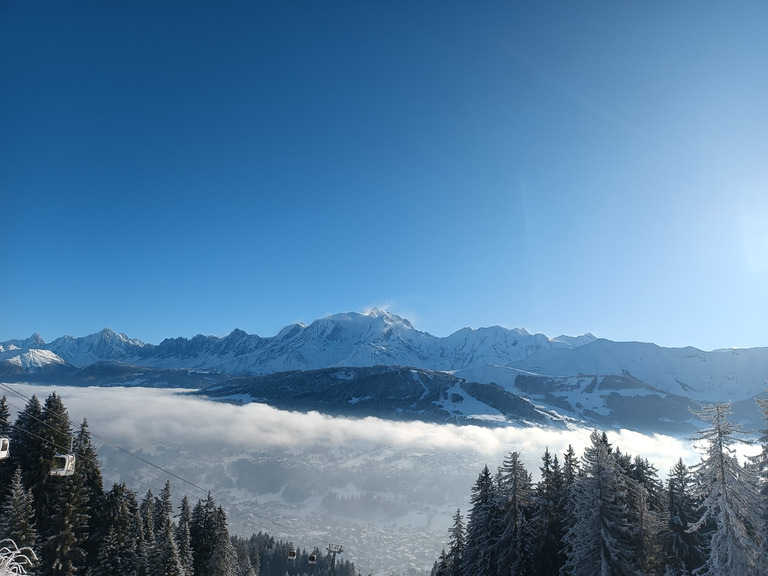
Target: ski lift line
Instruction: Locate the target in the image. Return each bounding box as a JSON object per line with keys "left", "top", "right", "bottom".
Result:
{"left": 3, "top": 384, "right": 231, "bottom": 496}
{"left": 0, "top": 384, "right": 211, "bottom": 494}
{"left": 1, "top": 398, "right": 77, "bottom": 456}
{"left": 7, "top": 417, "right": 295, "bottom": 543}
{"left": 1, "top": 385, "right": 299, "bottom": 541}
{"left": 0, "top": 386, "right": 305, "bottom": 546}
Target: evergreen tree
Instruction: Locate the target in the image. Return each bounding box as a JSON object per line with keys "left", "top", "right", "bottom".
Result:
{"left": 151, "top": 481, "right": 184, "bottom": 576}
{"left": 689, "top": 402, "right": 766, "bottom": 576}
{"left": 9, "top": 396, "right": 46, "bottom": 504}
{"left": 562, "top": 444, "right": 580, "bottom": 491}
{"left": 72, "top": 419, "right": 105, "bottom": 566}
{"left": 0, "top": 467, "right": 38, "bottom": 573}
{"left": 496, "top": 451, "right": 533, "bottom": 576}
{"left": 620, "top": 453, "right": 665, "bottom": 575}
{"left": 190, "top": 494, "right": 214, "bottom": 576}
{"left": 135, "top": 504, "right": 152, "bottom": 576}
{"left": 632, "top": 475, "right": 665, "bottom": 576}
{"left": 208, "top": 506, "right": 237, "bottom": 576}
{"left": 39, "top": 464, "right": 90, "bottom": 576}
{"left": 531, "top": 448, "right": 567, "bottom": 576}
{"left": 460, "top": 465, "right": 496, "bottom": 576}
{"left": 140, "top": 489, "right": 157, "bottom": 571}
{"left": 432, "top": 550, "right": 448, "bottom": 576}
{"left": 93, "top": 526, "right": 125, "bottom": 576}
{"left": 662, "top": 459, "right": 705, "bottom": 575}
{"left": 93, "top": 482, "right": 141, "bottom": 576}
{"left": 154, "top": 514, "right": 184, "bottom": 576}
{"left": 0, "top": 395, "right": 10, "bottom": 436}
{"left": 0, "top": 395, "right": 14, "bottom": 502}
{"left": 753, "top": 396, "right": 768, "bottom": 564}
{"left": 231, "top": 537, "right": 257, "bottom": 576}
{"left": 445, "top": 508, "right": 463, "bottom": 576}
{"left": 37, "top": 393, "right": 74, "bottom": 526}
{"left": 562, "top": 430, "right": 637, "bottom": 576}
{"left": 154, "top": 482, "right": 174, "bottom": 539}
{"left": 175, "top": 496, "right": 194, "bottom": 576}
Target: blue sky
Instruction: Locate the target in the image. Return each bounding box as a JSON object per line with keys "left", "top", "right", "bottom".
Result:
{"left": 1, "top": 1, "right": 766, "bottom": 350}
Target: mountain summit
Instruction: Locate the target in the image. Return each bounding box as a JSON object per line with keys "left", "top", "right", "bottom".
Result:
{"left": 2, "top": 310, "right": 766, "bottom": 433}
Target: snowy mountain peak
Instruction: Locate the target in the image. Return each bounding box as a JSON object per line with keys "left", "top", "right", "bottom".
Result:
{"left": 276, "top": 323, "right": 306, "bottom": 339}
{"left": 5, "top": 349, "right": 68, "bottom": 371}
{"left": 29, "top": 333, "right": 46, "bottom": 347}
{"left": 362, "top": 308, "right": 414, "bottom": 330}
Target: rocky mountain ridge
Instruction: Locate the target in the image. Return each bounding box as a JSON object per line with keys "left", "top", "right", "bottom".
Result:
{"left": 2, "top": 309, "right": 766, "bottom": 433}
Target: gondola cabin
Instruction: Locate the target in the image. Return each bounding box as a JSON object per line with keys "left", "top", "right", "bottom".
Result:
{"left": 308, "top": 551, "right": 318, "bottom": 564}
{"left": 0, "top": 437, "right": 9, "bottom": 460}
{"left": 288, "top": 546, "right": 297, "bottom": 561}
{"left": 50, "top": 453, "right": 76, "bottom": 477}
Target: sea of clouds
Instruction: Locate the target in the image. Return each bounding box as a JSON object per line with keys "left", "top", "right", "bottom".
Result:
{"left": 3, "top": 383, "right": 706, "bottom": 479}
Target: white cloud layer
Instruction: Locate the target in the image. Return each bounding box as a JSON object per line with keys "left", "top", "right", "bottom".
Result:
{"left": 3, "top": 383, "right": 704, "bottom": 479}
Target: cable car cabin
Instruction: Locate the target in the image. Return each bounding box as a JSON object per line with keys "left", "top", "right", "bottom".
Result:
{"left": 0, "top": 437, "right": 9, "bottom": 460}
{"left": 308, "top": 552, "right": 318, "bottom": 564}
{"left": 288, "top": 546, "right": 297, "bottom": 561}
{"left": 50, "top": 453, "right": 76, "bottom": 477}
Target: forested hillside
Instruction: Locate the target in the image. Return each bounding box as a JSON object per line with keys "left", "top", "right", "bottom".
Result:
{"left": 430, "top": 400, "right": 768, "bottom": 576}
{"left": 0, "top": 393, "right": 357, "bottom": 576}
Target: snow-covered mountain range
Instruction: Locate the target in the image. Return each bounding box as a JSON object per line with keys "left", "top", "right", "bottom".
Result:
{"left": 2, "top": 308, "right": 594, "bottom": 372}
{"left": 2, "top": 308, "right": 767, "bottom": 433}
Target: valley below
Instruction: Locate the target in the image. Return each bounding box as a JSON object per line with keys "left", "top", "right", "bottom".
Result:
{"left": 2, "top": 382, "right": 706, "bottom": 575}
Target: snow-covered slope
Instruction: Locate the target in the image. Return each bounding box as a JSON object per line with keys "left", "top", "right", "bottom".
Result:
{"left": 475, "top": 339, "right": 768, "bottom": 402}
{"left": 2, "top": 309, "right": 766, "bottom": 433}
{"left": 47, "top": 327, "right": 146, "bottom": 366}
{"left": 11, "top": 309, "right": 589, "bottom": 375}
{"left": 3, "top": 348, "right": 70, "bottom": 372}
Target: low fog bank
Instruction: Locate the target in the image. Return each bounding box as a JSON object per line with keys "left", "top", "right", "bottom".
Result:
{"left": 5, "top": 384, "right": 700, "bottom": 472}
{"left": 4, "top": 383, "right": 706, "bottom": 574}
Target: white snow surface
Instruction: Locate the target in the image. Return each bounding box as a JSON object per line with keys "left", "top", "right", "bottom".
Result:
{"left": 5, "top": 348, "right": 68, "bottom": 370}
{"left": 2, "top": 310, "right": 766, "bottom": 409}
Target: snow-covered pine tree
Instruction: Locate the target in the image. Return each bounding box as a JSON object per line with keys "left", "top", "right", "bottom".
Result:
{"left": 147, "top": 481, "right": 183, "bottom": 576}
{"left": 39, "top": 462, "right": 90, "bottom": 576}
{"left": 662, "top": 458, "right": 705, "bottom": 576}
{"left": 460, "top": 465, "right": 496, "bottom": 576}
{"left": 432, "top": 549, "right": 448, "bottom": 576}
{"left": 9, "top": 396, "right": 46, "bottom": 509}
{"left": 445, "top": 508, "right": 464, "bottom": 576}
{"left": 37, "top": 393, "right": 75, "bottom": 525}
{"left": 190, "top": 493, "right": 215, "bottom": 576}
{"left": 73, "top": 418, "right": 105, "bottom": 565}
{"left": 230, "top": 536, "right": 257, "bottom": 576}
{"left": 208, "top": 506, "right": 237, "bottom": 576}
{"left": 154, "top": 512, "right": 184, "bottom": 576}
{"left": 93, "top": 482, "right": 141, "bottom": 576}
{"left": 175, "top": 496, "right": 194, "bottom": 576}
{"left": 0, "top": 468, "right": 38, "bottom": 573}
{"left": 134, "top": 504, "right": 152, "bottom": 576}
{"left": 530, "top": 448, "right": 567, "bottom": 576}
{"left": 563, "top": 444, "right": 580, "bottom": 490}
{"left": 190, "top": 493, "right": 237, "bottom": 576}
{"left": 688, "top": 402, "right": 766, "bottom": 576}
{"left": 623, "top": 455, "right": 665, "bottom": 575}
{"left": 495, "top": 451, "right": 534, "bottom": 576}
{"left": 0, "top": 396, "right": 13, "bottom": 503}
{"left": 755, "top": 397, "right": 768, "bottom": 563}
{"left": 154, "top": 482, "right": 174, "bottom": 540}
{"left": 139, "top": 489, "right": 157, "bottom": 571}
{"left": 690, "top": 402, "right": 768, "bottom": 576}
{"left": 0, "top": 396, "right": 10, "bottom": 436}
{"left": 561, "top": 430, "right": 637, "bottom": 576}
{"left": 93, "top": 526, "right": 125, "bottom": 576}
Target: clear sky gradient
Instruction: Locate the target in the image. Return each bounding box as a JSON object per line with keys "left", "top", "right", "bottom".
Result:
{"left": 2, "top": 1, "right": 766, "bottom": 351}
